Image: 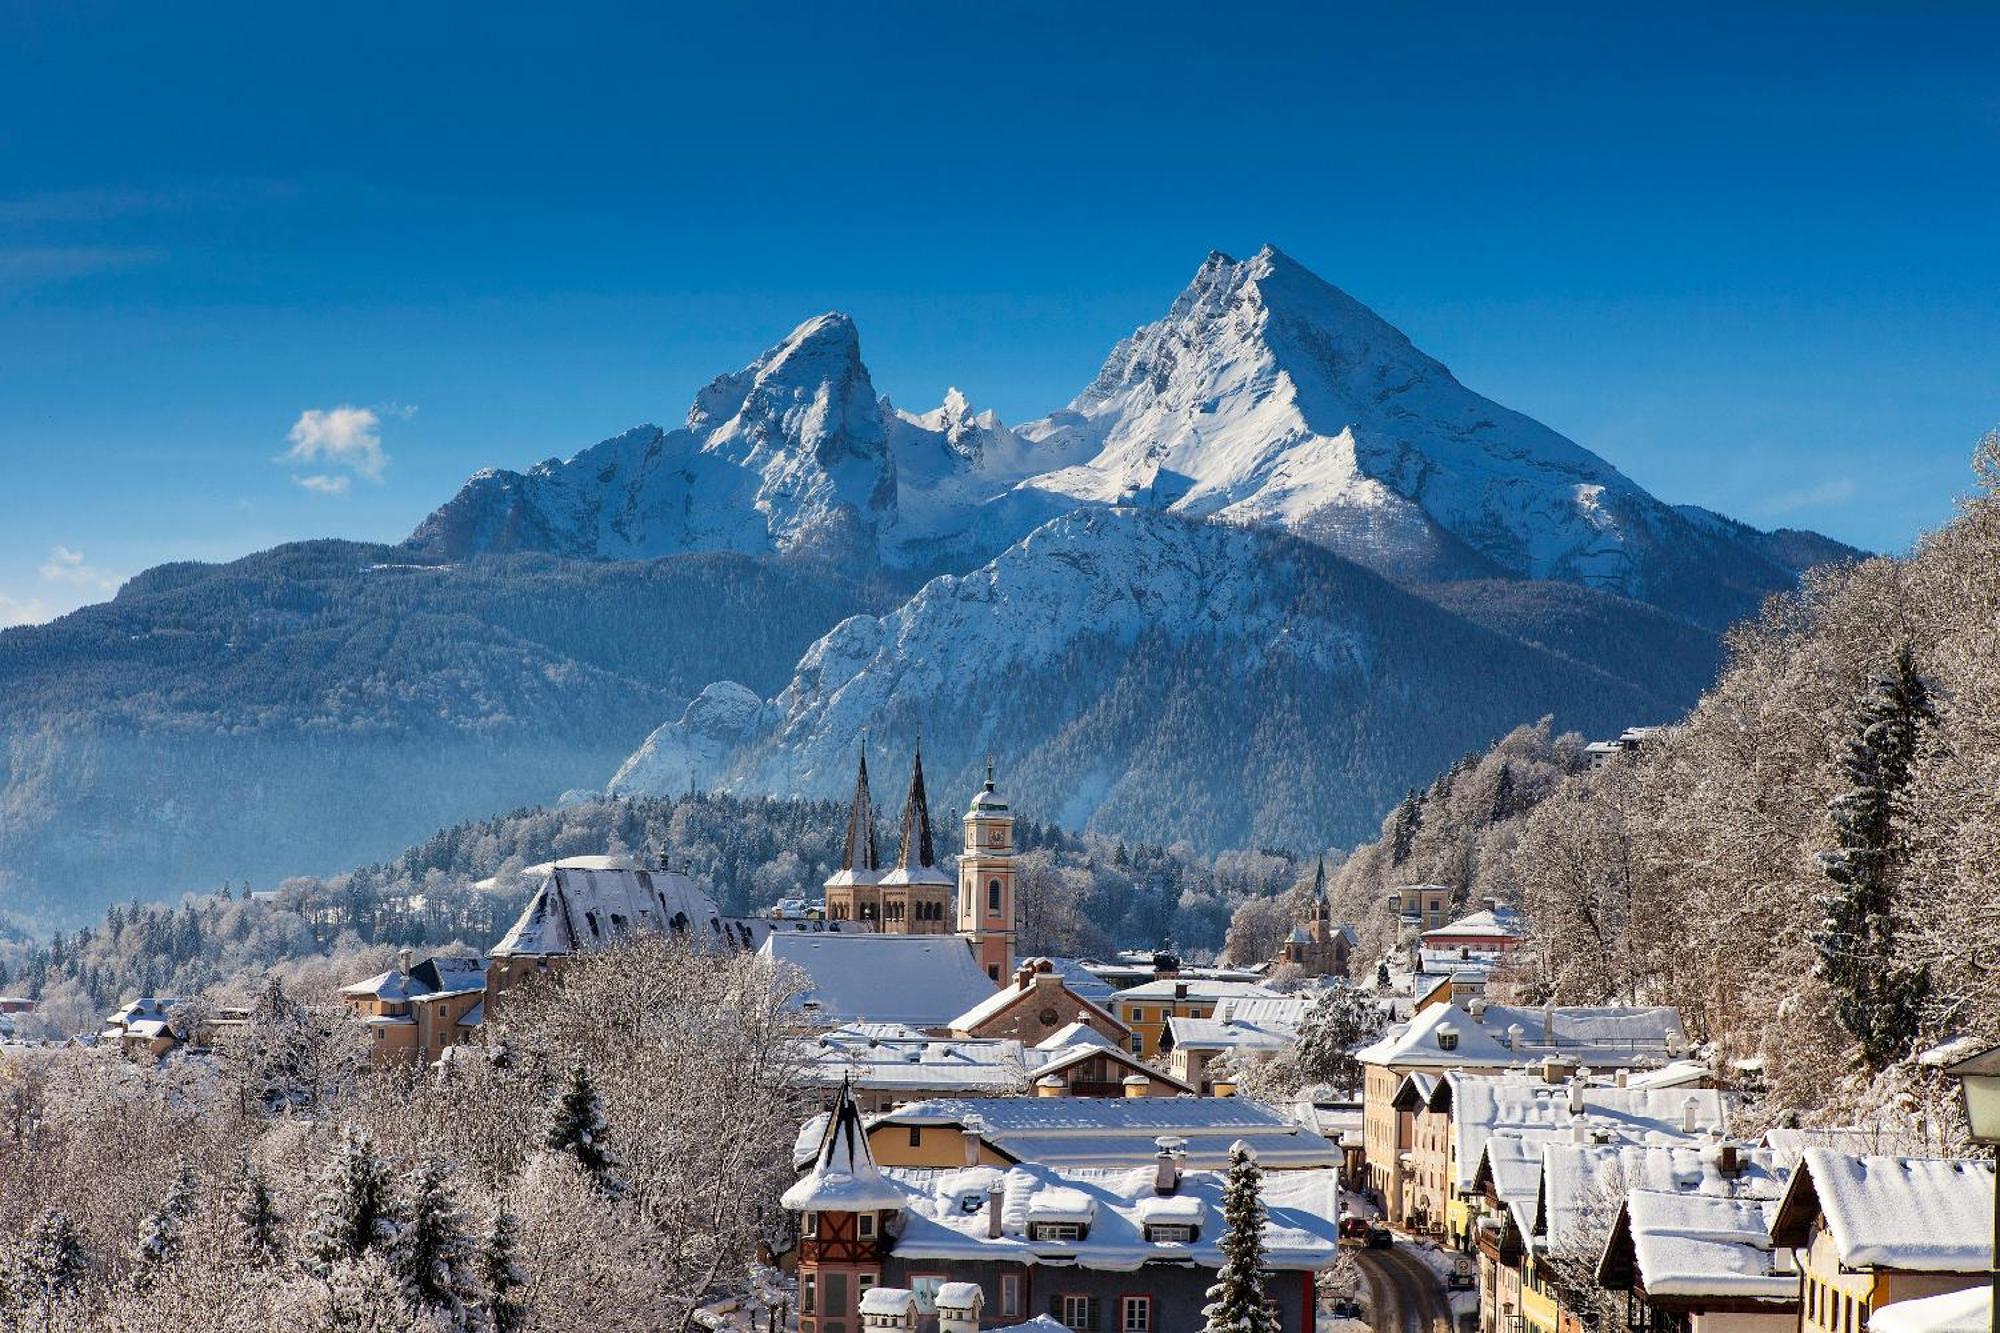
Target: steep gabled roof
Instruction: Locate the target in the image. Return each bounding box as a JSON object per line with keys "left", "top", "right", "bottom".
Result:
{"left": 840, "top": 751, "right": 880, "bottom": 876}
{"left": 783, "top": 1081, "right": 908, "bottom": 1212}
{"left": 491, "top": 863, "right": 726, "bottom": 958}
{"left": 1769, "top": 1148, "right": 1994, "bottom": 1272}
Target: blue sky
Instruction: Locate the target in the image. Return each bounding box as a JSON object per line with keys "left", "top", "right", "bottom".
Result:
{"left": 2, "top": 3, "right": 1995, "bottom": 624}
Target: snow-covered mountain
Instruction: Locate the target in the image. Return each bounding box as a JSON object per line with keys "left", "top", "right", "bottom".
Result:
{"left": 608, "top": 508, "right": 1707, "bottom": 848}
{"left": 411, "top": 246, "right": 1844, "bottom": 626}
{"left": 410, "top": 314, "right": 908, "bottom": 569}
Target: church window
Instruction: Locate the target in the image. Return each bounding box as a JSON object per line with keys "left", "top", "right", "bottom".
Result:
{"left": 988, "top": 880, "right": 1003, "bottom": 913}
{"left": 1038, "top": 1007, "right": 1059, "bottom": 1027}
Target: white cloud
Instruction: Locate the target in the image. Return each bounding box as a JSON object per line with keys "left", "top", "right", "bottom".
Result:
{"left": 38, "top": 546, "right": 119, "bottom": 592}
{"left": 1759, "top": 477, "right": 1858, "bottom": 517}
{"left": 0, "top": 592, "right": 55, "bottom": 628}
{"left": 283, "top": 405, "right": 389, "bottom": 484}
{"left": 294, "top": 473, "right": 352, "bottom": 496}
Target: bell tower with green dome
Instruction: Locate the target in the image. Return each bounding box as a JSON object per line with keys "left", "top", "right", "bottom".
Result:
{"left": 956, "top": 760, "right": 1016, "bottom": 983}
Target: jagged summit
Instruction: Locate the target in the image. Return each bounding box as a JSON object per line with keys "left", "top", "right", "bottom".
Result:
{"left": 410, "top": 245, "right": 1843, "bottom": 627}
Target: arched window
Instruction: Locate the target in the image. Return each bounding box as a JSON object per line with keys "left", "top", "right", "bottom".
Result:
{"left": 988, "top": 879, "right": 1003, "bottom": 914}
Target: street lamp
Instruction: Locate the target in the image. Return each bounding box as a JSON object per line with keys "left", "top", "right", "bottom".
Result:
{"left": 1944, "top": 1043, "right": 2000, "bottom": 1333}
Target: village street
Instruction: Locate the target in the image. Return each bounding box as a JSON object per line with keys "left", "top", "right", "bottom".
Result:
{"left": 1353, "top": 1244, "right": 1454, "bottom": 1333}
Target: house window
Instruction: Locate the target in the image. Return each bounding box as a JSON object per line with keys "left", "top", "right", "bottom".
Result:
{"left": 1144, "top": 1224, "right": 1195, "bottom": 1243}
{"left": 802, "top": 1275, "right": 817, "bottom": 1313}
{"left": 858, "top": 1274, "right": 878, "bottom": 1296}
{"left": 1060, "top": 1294, "right": 1097, "bottom": 1331}
{"left": 856, "top": 1212, "right": 877, "bottom": 1239}
{"left": 1121, "top": 1296, "right": 1151, "bottom": 1332}
{"left": 910, "top": 1276, "right": 947, "bottom": 1315}
{"left": 908, "top": 1126, "right": 923, "bottom": 1148}
{"left": 988, "top": 880, "right": 1003, "bottom": 913}
{"left": 800, "top": 1212, "right": 818, "bottom": 1237}
{"left": 1000, "top": 1274, "right": 1021, "bottom": 1317}
{"left": 1129, "top": 1034, "right": 1144, "bottom": 1054}
{"left": 1030, "top": 1221, "right": 1087, "bottom": 1242}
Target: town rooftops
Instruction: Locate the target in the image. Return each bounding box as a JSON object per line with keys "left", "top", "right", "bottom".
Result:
{"left": 1598, "top": 1191, "right": 1794, "bottom": 1305}
{"left": 868, "top": 1095, "right": 1340, "bottom": 1170}
{"left": 947, "top": 959, "right": 1129, "bottom": 1036}
{"left": 1111, "top": 978, "right": 1286, "bottom": 1003}
{"left": 1356, "top": 1000, "right": 1522, "bottom": 1068}
{"left": 340, "top": 954, "right": 489, "bottom": 1002}
{"left": 1421, "top": 907, "right": 1525, "bottom": 942}
{"left": 1358, "top": 1000, "right": 1687, "bottom": 1068}
{"left": 871, "top": 1161, "right": 1343, "bottom": 1273}
{"left": 763, "top": 932, "right": 998, "bottom": 1029}
{"left": 1769, "top": 1148, "right": 1996, "bottom": 1272}
{"left": 1539, "top": 1142, "right": 1791, "bottom": 1252}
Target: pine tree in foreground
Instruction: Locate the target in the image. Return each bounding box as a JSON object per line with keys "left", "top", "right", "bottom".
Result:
{"left": 234, "top": 1155, "right": 284, "bottom": 1266}
{"left": 16, "top": 1209, "right": 90, "bottom": 1317}
{"left": 1813, "top": 642, "right": 1937, "bottom": 1068}
{"left": 481, "top": 1204, "right": 527, "bottom": 1333}
{"left": 396, "top": 1158, "right": 477, "bottom": 1320}
{"left": 303, "top": 1124, "right": 399, "bottom": 1277}
{"left": 546, "top": 1062, "right": 622, "bottom": 1197}
{"left": 129, "top": 1160, "right": 200, "bottom": 1283}
{"left": 1202, "top": 1142, "right": 1275, "bottom": 1333}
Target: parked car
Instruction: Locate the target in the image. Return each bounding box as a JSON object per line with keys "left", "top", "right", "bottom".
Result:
{"left": 1327, "top": 1300, "right": 1364, "bottom": 1319}
{"left": 1338, "top": 1215, "right": 1371, "bottom": 1240}
{"left": 1365, "top": 1224, "right": 1394, "bottom": 1249}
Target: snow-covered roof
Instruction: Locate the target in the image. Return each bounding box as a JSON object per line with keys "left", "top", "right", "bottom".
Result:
{"left": 1477, "top": 1134, "right": 1549, "bottom": 1242}
{"left": 1539, "top": 1142, "right": 1791, "bottom": 1251}
{"left": 934, "top": 1282, "right": 984, "bottom": 1310}
{"left": 1165, "top": 1013, "right": 1298, "bottom": 1054}
{"left": 947, "top": 963, "right": 1128, "bottom": 1036}
{"left": 783, "top": 1083, "right": 908, "bottom": 1213}
{"left": 1422, "top": 908, "right": 1525, "bottom": 941}
{"left": 798, "top": 1027, "right": 1029, "bottom": 1095}
{"left": 1358, "top": 1001, "right": 1686, "bottom": 1069}
{"left": 764, "top": 933, "right": 998, "bottom": 1028}
{"left": 872, "top": 1095, "right": 1340, "bottom": 1170}
{"left": 1449, "top": 1074, "right": 1733, "bottom": 1192}
{"left": 492, "top": 865, "right": 728, "bottom": 958}
{"left": 872, "top": 1161, "right": 1342, "bottom": 1273}
{"left": 1868, "top": 1287, "right": 1994, "bottom": 1333}
{"left": 1772, "top": 1149, "right": 1995, "bottom": 1272}
{"left": 1036, "top": 1020, "right": 1115, "bottom": 1051}
{"left": 1024, "top": 1043, "right": 1195, "bottom": 1094}
{"left": 1112, "top": 979, "right": 1285, "bottom": 1002}
{"left": 1612, "top": 1191, "right": 1793, "bottom": 1302}
{"left": 859, "top": 1287, "right": 919, "bottom": 1316}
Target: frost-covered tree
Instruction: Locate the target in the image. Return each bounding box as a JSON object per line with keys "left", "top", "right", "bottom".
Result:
{"left": 14, "top": 1209, "right": 90, "bottom": 1320}
{"left": 1202, "top": 1143, "right": 1274, "bottom": 1333}
{"left": 1813, "top": 643, "right": 1936, "bottom": 1068}
{"left": 1292, "top": 985, "right": 1386, "bottom": 1095}
{"left": 303, "top": 1125, "right": 400, "bottom": 1277}
{"left": 395, "top": 1158, "right": 477, "bottom": 1324}
{"left": 545, "top": 1063, "right": 620, "bottom": 1197}
{"left": 129, "top": 1160, "right": 200, "bottom": 1282}
{"left": 234, "top": 1156, "right": 284, "bottom": 1267}
{"left": 481, "top": 1205, "right": 526, "bottom": 1333}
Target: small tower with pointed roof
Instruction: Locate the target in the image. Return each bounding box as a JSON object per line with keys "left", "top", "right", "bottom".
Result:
{"left": 785, "top": 1080, "right": 907, "bottom": 1333}
{"left": 956, "top": 759, "right": 1017, "bottom": 983}
{"left": 1278, "top": 855, "right": 1354, "bottom": 977}
{"left": 876, "top": 745, "right": 954, "bottom": 935}
{"left": 824, "top": 751, "right": 884, "bottom": 926}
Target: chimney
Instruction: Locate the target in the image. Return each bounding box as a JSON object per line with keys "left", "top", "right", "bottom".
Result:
{"left": 1014, "top": 963, "right": 1035, "bottom": 991}
{"left": 1212, "top": 1076, "right": 1238, "bottom": 1098}
{"left": 1570, "top": 1121, "right": 1589, "bottom": 1145}
{"left": 1541, "top": 1001, "right": 1555, "bottom": 1046}
{"left": 1174, "top": 982, "right": 1188, "bottom": 1001}
{"left": 1468, "top": 998, "right": 1488, "bottom": 1024}
{"left": 1506, "top": 1023, "right": 1525, "bottom": 1051}
{"left": 1566, "top": 1078, "right": 1584, "bottom": 1116}
{"left": 986, "top": 1181, "right": 1006, "bottom": 1239}
{"left": 398, "top": 948, "right": 414, "bottom": 976}
{"left": 1681, "top": 1095, "right": 1702, "bottom": 1133}
{"left": 961, "top": 1115, "right": 985, "bottom": 1167}
{"left": 1718, "top": 1144, "right": 1741, "bottom": 1175}
{"left": 1153, "top": 1137, "right": 1184, "bottom": 1194}
{"left": 1542, "top": 1056, "right": 1574, "bottom": 1085}
{"left": 1123, "top": 1074, "right": 1151, "bottom": 1099}
{"left": 1035, "top": 1075, "right": 1066, "bottom": 1098}
{"left": 1614, "top": 1068, "right": 1629, "bottom": 1089}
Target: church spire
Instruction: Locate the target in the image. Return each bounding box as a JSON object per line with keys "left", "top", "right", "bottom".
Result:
{"left": 840, "top": 750, "right": 879, "bottom": 874}
{"left": 781, "top": 1077, "right": 905, "bottom": 1211}
{"left": 1312, "top": 855, "right": 1327, "bottom": 903}
{"left": 895, "top": 744, "right": 937, "bottom": 871}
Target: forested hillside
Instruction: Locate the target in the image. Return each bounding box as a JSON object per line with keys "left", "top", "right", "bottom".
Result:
{"left": 0, "top": 788, "right": 1309, "bottom": 1037}
{"left": 0, "top": 543, "right": 890, "bottom": 929}
{"left": 1337, "top": 435, "right": 2000, "bottom": 1138}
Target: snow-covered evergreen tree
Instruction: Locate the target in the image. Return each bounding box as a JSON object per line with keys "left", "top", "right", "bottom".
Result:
{"left": 1201, "top": 1142, "right": 1275, "bottom": 1333}
{"left": 1813, "top": 642, "right": 1936, "bottom": 1068}
{"left": 303, "top": 1124, "right": 399, "bottom": 1277}
{"left": 395, "top": 1158, "right": 477, "bottom": 1323}
{"left": 234, "top": 1155, "right": 284, "bottom": 1266}
{"left": 480, "top": 1205, "right": 526, "bottom": 1333}
{"left": 545, "top": 1063, "right": 620, "bottom": 1196}
{"left": 16, "top": 1209, "right": 90, "bottom": 1317}
{"left": 1292, "top": 985, "right": 1385, "bottom": 1095}
{"left": 129, "top": 1160, "right": 200, "bottom": 1283}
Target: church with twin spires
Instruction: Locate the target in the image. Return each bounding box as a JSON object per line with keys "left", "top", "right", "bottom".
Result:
{"left": 822, "top": 747, "right": 1018, "bottom": 983}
